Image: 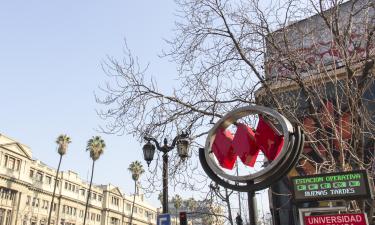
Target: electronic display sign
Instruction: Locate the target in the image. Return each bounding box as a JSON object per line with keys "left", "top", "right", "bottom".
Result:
{"left": 291, "top": 170, "right": 372, "bottom": 202}
{"left": 305, "top": 213, "right": 368, "bottom": 225}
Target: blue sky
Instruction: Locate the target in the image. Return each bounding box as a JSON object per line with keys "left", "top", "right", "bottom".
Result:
{"left": 0, "top": 1, "right": 272, "bottom": 216}
{"left": 0, "top": 0, "right": 178, "bottom": 206}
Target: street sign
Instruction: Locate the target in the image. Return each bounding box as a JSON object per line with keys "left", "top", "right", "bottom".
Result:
{"left": 157, "top": 214, "right": 171, "bottom": 225}
{"left": 291, "top": 170, "right": 372, "bottom": 202}
{"left": 305, "top": 213, "right": 369, "bottom": 225}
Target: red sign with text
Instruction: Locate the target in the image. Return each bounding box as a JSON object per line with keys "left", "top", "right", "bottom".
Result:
{"left": 305, "top": 213, "right": 368, "bottom": 225}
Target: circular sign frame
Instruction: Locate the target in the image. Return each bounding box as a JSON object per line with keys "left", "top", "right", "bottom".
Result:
{"left": 199, "top": 105, "right": 304, "bottom": 192}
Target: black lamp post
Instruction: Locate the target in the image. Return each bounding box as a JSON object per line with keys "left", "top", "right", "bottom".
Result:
{"left": 142, "top": 132, "right": 190, "bottom": 214}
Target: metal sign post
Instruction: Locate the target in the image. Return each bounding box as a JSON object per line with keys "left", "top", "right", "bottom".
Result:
{"left": 247, "top": 190, "right": 257, "bottom": 225}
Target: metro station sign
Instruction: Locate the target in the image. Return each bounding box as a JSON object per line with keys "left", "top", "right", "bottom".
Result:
{"left": 200, "top": 105, "right": 304, "bottom": 192}
{"left": 291, "top": 170, "right": 372, "bottom": 202}
{"left": 305, "top": 213, "right": 369, "bottom": 225}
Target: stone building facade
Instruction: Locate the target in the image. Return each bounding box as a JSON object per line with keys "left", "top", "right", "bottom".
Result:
{"left": 0, "top": 134, "right": 157, "bottom": 225}
{"left": 257, "top": 0, "right": 375, "bottom": 224}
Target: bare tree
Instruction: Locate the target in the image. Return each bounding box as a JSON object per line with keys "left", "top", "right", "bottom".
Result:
{"left": 209, "top": 182, "right": 234, "bottom": 225}
{"left": 97, "top": 0, "right": 375, "bottom": 222}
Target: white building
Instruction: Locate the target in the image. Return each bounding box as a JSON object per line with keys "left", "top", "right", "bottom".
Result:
{"left": 0, "top": 133, "right": 157, "bottom": 225}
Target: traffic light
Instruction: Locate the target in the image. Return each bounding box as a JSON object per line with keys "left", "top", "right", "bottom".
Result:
{"left": 179, "top": 212, "right": 187, "bottom": 225}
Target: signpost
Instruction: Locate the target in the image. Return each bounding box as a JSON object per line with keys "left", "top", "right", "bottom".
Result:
{"left": 304, "top": 213, "right": 369, "bottom": 225}
{"left": 291, "top": 170, "right": 372, "bottom": 202}
{"left": 157, "top": 214, "right": 171, "bottom": 225}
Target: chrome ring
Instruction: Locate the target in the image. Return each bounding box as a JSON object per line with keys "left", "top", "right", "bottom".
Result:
{"left": 204, "top": 105, "right": 294, "bottom": 183}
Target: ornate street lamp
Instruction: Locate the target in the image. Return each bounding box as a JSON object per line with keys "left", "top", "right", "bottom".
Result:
{"left": 141, "top": 131, "right": 190, "bottom": 214}
{"left": 142, "top": 141, "right": 156, "bottom": 166}
{"left": 177, "top": 134, "right": 190, "bottom": 159}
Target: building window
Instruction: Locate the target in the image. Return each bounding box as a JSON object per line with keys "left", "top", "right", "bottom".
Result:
{"left": 26, "top": 196, "right": 31, "bottom": 205}
{"left": 45, "top": 176, "right": 52, "bottom": 184}
{"left": 63, "top": 205, "right": 77, "bottom": 215}
{"left": 0, "top": 189, "right": 15, "bottom": 201}
{"left": 133, "top": 207, "right": 137, "bottom": 213}
{"left": 29, "top": 170, "right": 34, "bottom": 178}
{"left": 4, "top": 155, "right": 8, "bottom": 167}
{"left": 0, "top": 209, "right": 5, "bottom": 225}
{"left": 111, "top": 196, "right": 119, "bottom": 206}
{"left": 4, "top": 155, "right": 20, "bottom": 171}
{"left": 65, "top": 182, "right": 68, "bottom": 189}
{"left": 7, "top": 157, "right": 14, "bottom": 170}
{"left": 35, "top": 172, "right": 43, "bottom": 182}
{"left": 98, "top": 195, "right": 102, "bottom": 201}
{"left": 96, "top": 214, "right": 101, "bottom": 221}
{"left": 5, "top": 210, "right": 11, "bottom": 225}
{"left": 80, "top": 189, "right": 85, "bottom": 196}
{"left": 110, "top": 217, "right": 119, "bottom": 225}
{"left": 126, "top": 203, "right": 131, "bottom": 211}
{"left": 15, "top": 159, "right": 20, "bottom": 170}
{"left": 32, "top": 198, "right": 39, "bottom": 207}
{"left": 55, "top": 179, "right": 59, "bottom": 188}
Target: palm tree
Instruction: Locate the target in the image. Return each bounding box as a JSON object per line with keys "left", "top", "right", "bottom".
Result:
{"left": 83, "top": 136, "right": 105, "bottom": 225}
{"left": 47, "top": 134, "right": 71, "bottom": 225}
{"left": 128, "top": 160, "right": 145, "bottom": 225}
{"left": 186, "top": 197, "right": 197, "bottom": 225}
{"left": 186, "top": 197, "right": 197, "bottom": 212}
{"left": 172, "top": 194, "right": 183, "bottom": 225}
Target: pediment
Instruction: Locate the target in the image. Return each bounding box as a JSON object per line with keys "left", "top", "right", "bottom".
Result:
{"left": 0, "top": 142, "right": 32, "bottom": 159}
{"left": 110, "top": 187, "right": 123, "bottom": 197}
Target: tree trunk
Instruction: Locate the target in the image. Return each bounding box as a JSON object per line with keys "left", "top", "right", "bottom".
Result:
{"left": 47, "top": 154, "right": 62, "bottom": 225}
{"left": 83, "top": 160, "right": 95, "bottom": 225}
{"left": 129, "top": 179, "right": 137, "bottom": 225}
{"left": 175, "top": 208, "right": 178, "bottom": 225}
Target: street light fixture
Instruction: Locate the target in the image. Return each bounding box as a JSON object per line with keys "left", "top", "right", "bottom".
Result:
{"left": 141, "top": 131, "right": 190, "bottom": 214}
{"left": 142, "top": 141, "right": 156, "bottom": 166}
{"left": 177, "top": 136, "right": 190, "bottom": 159}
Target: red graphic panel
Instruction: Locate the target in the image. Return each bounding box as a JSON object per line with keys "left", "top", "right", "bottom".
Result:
{"left": 212, "top": 115, "right": 285, "bottom": 170}
{"left": 211, "top": 128, "right": 236, "bottom": 169}
{"left": 232, "top": 123, "right": 259, "bottom": 167}
{"left": 255, "top": 116, "right": 284, "bottom": 161}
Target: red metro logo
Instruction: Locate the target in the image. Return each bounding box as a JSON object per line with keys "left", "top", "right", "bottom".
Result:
{"left": 200, "top": 105, "right": 304, "bottom": 192}
{"left": 212, "top": 115, "right": 284, "bottom": 170}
